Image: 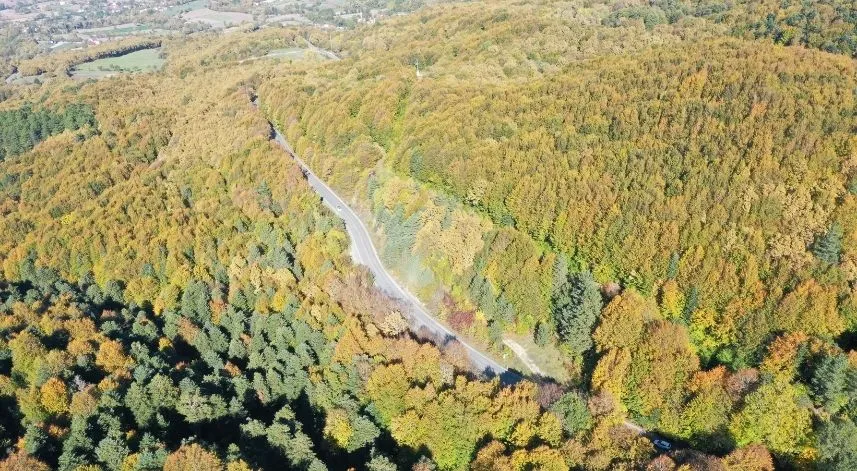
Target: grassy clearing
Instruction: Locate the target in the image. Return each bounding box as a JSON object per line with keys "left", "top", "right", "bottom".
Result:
{"left": 71, "top": 48, "right": 164, "bottom": 78}
{"left": 165, "top": 0, "right": 207, "bottom": 16}
{"left": 182, "top": 8, "right": 253, "bottom": 27}
{"left": 264, "top": 48, "right": 307, "bottom": 59}
{"left": 76, "top": 23, "right": 150, "bottom": 36}
{"left": 238, "top": 48, "right": 329, "bottom": 64}
{"left": 505, "top": 333, "right": 572, "bottom": 382}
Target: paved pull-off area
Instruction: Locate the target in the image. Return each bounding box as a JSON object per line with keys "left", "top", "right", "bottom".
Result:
{"left": 269, "top": 122, "right": 508, "bottom": 376}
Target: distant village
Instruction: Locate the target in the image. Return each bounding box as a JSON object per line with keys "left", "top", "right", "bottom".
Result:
{"left": 1, "top": 0, "right": 418, "bottom": 59}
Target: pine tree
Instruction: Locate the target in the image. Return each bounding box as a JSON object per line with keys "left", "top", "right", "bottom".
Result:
{"left": 95, "top": 435, "right": 129, "bottom": 470}
{"left": 180, "top": 280, "right": 211, "bottom": 323}
{"left": 534, "top": 321, "right": 552, "bottom": 346}
{"left": 812, "top": 223, "right": 843, "bottom": 265}
{"left": 550, "top": 392, "right": 592, "bottom": 437}
{"left": 817, "top": 418, "right": 857, "bottom": 471}
{"left": 811, "top": 354, "right": 851, "bottom": 415}
{"left": 552, "top": 272, "right": 603, "bottom": 355}
{"left": 23, "top": 425, "right": 50, "bottom": 456}
{"left": 366, "top": 450, "right": 397, "bottom": 471}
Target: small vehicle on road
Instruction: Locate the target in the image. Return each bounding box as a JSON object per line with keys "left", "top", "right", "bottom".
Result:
{"left": 652, "top": 439, "right": 672, "bottom": 451}
{"left": 336, "top": 205, "right": 343, "bottom": 212}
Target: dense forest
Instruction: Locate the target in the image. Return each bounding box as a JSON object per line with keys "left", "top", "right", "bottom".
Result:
{"left": 256, "top": 1, "right": 857, "bottom": 468}
{"left": 0, "top": 32, "right": 731, "bottom": 470}
{"left": 605, "top": 0, "right": 857, "bottom": 58}
{"left": 0, "top": 103, "right": 96, "bottom": 161}
{"left": 0, "top": 52, "right": 570, "bottom": 470}
{"left": 2, "top": 0, "right": 857, "bottom": 469}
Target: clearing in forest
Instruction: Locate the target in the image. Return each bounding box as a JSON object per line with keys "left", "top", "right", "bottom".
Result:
{"left": 71, "top": 48, "right": 164, "bottom": 79}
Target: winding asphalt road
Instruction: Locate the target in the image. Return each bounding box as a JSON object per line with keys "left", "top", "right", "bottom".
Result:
{"left": 267, "top": 122, "right": 508, "bottom": 376}
{"left": 302, "top": 37, "right": 341, "bottom": 61}
{"left": 262, "top": 106, "right": 667, "bottom": 445}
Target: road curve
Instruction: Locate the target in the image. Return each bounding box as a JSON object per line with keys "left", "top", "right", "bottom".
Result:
{"left": 302, "top": 37, "right": 341, "bottom": 61}
{"left": 267, "top": 121, "right": 507, "bottom": 375}
{"left": 260, "top": 104, "right": 666, "bottom": 443}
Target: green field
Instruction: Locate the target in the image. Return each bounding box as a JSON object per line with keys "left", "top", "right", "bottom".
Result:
{"left": 76, "top": 23, "right": 151, "bottom": 36}
{"left": 165, "top": 0, "right": 207, "bottom": 16}
{"left": 71, "top": 48, "right": 165, "bottom": 79}
{"left": 264, "top": 48, "right": 308, "bottom": 60}
{"left": 239, "top": 48, "right": 331, "bottom": 64}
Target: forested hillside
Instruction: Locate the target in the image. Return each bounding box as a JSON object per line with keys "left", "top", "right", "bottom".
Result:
{"left": 0, "top": 25, "right": 773, "bottom": 471}
{"left": 3, "top": 0, "right": 857, "bottom": 469}
{"left": 605, "top": 0, "right": 857, "bottom": 58}
{"left": 0, "top": 35, "right": 570, "bottom": 470}
{"left": 256, "top": 1, "right": 857, "bottom": 468}
{"left": 0, "top": 103, "right": 96, "bottom": 161}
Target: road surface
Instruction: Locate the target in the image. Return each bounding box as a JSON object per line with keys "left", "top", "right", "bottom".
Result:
{"left": 302, "top": 37, "right": 340, "bottom": 61}
{"left": 267, "top": 121, "right": 507, "bottom": 375}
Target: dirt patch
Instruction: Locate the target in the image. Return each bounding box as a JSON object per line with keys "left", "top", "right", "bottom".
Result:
{"left": 503, "top": 338, "right": 546, "bottom": 376}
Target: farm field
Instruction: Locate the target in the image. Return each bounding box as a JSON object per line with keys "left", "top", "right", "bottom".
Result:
{"left": 164, "top": 0, "right": 206, "bottom": 16}
{"left": 182, "top": 8, "right": 252, "bottom": 28}
{"left": 76, "top": 23, "right": 154, "bottom": 37}
{"left": 71, "top": 48, "right": 164, "bottom": 78}
{"left": 263, "top": 13, "right": 312, "bottom": 26}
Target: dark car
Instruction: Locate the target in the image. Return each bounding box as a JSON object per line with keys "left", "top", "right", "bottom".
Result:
{"left": 652, "top": 439, "right": 672, "bottom": 451}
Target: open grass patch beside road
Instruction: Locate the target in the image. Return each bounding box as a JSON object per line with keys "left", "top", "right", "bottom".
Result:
{"left": 504, "top": 333, "right": 572, "bottom": 382}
